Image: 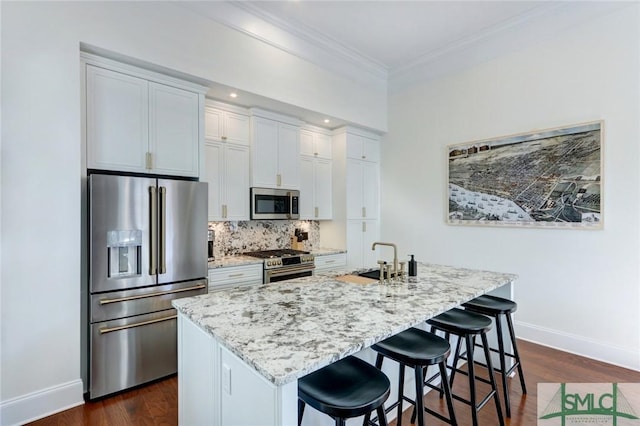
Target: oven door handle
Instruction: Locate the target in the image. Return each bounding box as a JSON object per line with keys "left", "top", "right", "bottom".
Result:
{"left": 267, "top": 264, "right": 315, "bottom": 278}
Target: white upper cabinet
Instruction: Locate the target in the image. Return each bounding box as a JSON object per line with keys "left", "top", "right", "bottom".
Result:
{"left": 250, "top": 113, "right": 301, "bottom": 189}
{"left": 205, "top": 106, "right": 250, "bottom": 146}
{"left": 83, "top": 55, "right": 206, "bottom": 177}
{"left": 300, "top": 129, "right": 332, "bottom": 159}
{"left": 346, "top": 134, "right": 380, "bottom": 163}
{"left": 203, "top": 102, "right": 251, "bottom": 221}
{"left": 346, "top": 158, "right": 379, "bottom": 220}
{"left": 86, "top": 65, "right": 149, "bottom": 172}
{"left": 149, "top": 82, "right": 200, "bottom": 176}
{"left": 300, "top": 126, "right": 333, "bottom": 220}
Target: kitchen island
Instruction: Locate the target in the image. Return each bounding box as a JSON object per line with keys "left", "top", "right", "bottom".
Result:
{"left": 172, "top": 262, "right": 517, "bottom": 426}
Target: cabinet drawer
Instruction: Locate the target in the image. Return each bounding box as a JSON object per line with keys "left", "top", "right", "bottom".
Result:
{"left": 314, "top": 253, "right": 347, "bottom": 272}
{"left": 208, "top": 264, "right": 263, "bottom": 291}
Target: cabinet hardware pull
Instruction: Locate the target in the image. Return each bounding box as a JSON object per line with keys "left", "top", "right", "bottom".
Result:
{"left": 277, "top": 174, "right": 282, "bottom": 187}
{"left": 146, "top": 152, "right": 153, "bottom": 169}
{"left": 99, "top": 283, "right": 206, "bottom": 305}
{"left": 99, "top": 314, "right": 177, "bottom": 334}
{"left": 325, "top": 260, "right": 335, "bottom": 264}
{"left": 314, "top": 152, "right": 318, "bottom": 156}
{"left": 314, "top": 207, "right": 319, "bottom": 218}
{"left": 221, "top": 135, "right": 227, "bottom": 141}
{"left": 362, "top": 207, "right": 366, "bottom": 218}
{"left": 228, "top": 273, "right": 244, "bottom": 278}
{"left": 362, "top": 221, "right": 367, "bottom": 232}
{"left": 362, "top": 155, "right": 366, "bottom": 159}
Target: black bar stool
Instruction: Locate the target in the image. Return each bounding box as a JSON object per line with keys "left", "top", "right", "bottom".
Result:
{"left": 364, "top": 327, "right": 457, "bottom": 426}
{"left": 427, "top": 308, "right": 505, "bottom": 426}
{"left": 460, "top": 295, "right": 526, "bottom": 417}
{"left": 298, "top": 355, "right": 391, "bottom": 426}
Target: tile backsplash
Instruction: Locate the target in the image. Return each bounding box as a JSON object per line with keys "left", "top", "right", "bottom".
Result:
{"left": 208, "top": 220, "right": 320, "bottom": 258}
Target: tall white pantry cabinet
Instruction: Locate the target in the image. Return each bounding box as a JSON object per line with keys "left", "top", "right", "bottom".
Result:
{"left": 299, "top": 125, "right": 333, "bottom": 220}
{"left": 204, "top": 101, "right": 251, "bottom": 221}
{"left": 320, "top": 127, "right": 381, "bottom": 270}
{"left": 83, "top": 53, "right": 207, "bottom": 178}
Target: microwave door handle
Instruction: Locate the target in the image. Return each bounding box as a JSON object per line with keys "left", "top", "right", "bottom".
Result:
{"left": 288, "top": 192, "right": 293, "bottom": 219}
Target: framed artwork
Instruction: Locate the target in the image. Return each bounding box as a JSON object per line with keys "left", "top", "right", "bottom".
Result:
{"left": 447, "top": 121, "right": 603, "bottom": 229}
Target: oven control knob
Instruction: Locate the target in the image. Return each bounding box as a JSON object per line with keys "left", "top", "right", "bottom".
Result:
{"left": 267, "top": 260, "right": 272, "bottom": 266}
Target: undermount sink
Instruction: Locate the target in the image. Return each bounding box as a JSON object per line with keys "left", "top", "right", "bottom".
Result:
{"left": 358, "top": 269, "right": 397, "bottom": 280}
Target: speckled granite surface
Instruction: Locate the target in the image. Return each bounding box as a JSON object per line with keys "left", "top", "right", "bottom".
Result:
{"left": 311, "top": 248, "right": 347, "bottom": 256}
{"left": 173, "top": 262, "right": 517, "bottom": 386}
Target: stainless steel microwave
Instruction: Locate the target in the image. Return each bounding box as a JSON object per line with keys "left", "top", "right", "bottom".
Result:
{"left": 250, "top": 188, "right": 300, "bottom": 220}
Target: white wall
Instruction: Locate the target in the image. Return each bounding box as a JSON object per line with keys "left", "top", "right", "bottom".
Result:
{"left": 0, "top": 2, "right": 386, "bottom": 424}
{"left": 382, "top": 5, "right": 640, "bottom": 370}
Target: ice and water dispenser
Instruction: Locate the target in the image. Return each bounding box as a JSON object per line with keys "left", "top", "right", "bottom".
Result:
{"left": 107, "top": 230, "right": 142, "bottom": 278}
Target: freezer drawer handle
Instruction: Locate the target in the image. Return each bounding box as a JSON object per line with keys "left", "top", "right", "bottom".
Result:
{"left": 99, "top": 314, "right": 177, "bottom": 334}
{"left": 99, "top": 283, "right": 207, "bottom": 305}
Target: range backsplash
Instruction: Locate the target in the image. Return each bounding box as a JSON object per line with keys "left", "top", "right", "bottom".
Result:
{"left": 208, "top": 220, "right": 320, "bottom": 258}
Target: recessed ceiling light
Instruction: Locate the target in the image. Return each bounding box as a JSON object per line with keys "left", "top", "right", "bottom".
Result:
{"left": 324, "top": 119, "right": 330, "bottom": 124}
{"left": 229, "top": 92, "right": 238, "bottom": 98}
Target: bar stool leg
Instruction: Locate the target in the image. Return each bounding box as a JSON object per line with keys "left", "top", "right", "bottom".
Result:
{"left": 465, "top": 334, "right": 479, "bottom": 426}
{"left": 298, "top": 400, "right": 305, "bottom": 426}
{"left": 481, "top": 332, "right": 505, "bottom": 426}
{"left": 336, "top": 418, "right": 346, "bottom": 426}
{"left": 448, "top": 336, "right": 464, "bottom": 396}
{"left": 397, "top": 364, "right": 405, "bottom": 426}
{"left": 376, "top": 406, "right": 388, "bottom": 426}
{"left": 439, "top": 360, "right": 457, "bottom": 425}
{"left": 506, "top": 313, "right": 527, "bottom": 394}
{"left": 413, "top": 366, "right": 426, "bottom": 426}
{"left": 494, "top": 314, "right": 510, "bottom": 417}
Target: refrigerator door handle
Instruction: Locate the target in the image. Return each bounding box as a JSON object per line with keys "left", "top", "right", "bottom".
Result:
{"left": 159, "top": 186, "right": 167, "bottom": 274}
{"left": 149, "top": 186, "right": 158, "bottom": 275}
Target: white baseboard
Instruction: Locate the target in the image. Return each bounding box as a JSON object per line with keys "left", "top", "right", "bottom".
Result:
{"left": 0, "top": 379, "right": 84, "bottom": 426}
{"left": 515, "top": 320, "right": 640, "bottom": 372}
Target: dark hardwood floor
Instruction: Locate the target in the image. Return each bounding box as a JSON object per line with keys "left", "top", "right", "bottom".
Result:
{"left": 29, "top": 339, "right": 640, "bottom": 425}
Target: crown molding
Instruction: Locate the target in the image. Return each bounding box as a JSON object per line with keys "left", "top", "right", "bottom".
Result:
{"left": 389, "top": 2, "right": 633, "bottom": 92}
{"left": 177, "top": 1, "right": 388, "bottom": 87}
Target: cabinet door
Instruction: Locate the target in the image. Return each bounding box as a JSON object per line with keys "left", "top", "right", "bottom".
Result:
{"left": 299, "top": 157, "right": 315, "bottom": 220}
{"left": 299, "top": 130, "right": 315, "bottom": 157}
{"left": 346, "top": 135, "right": 364, "bottom": 160}
{"left": 224, "top": 144, "right": 250, "bottom": 221}
{"left": 277, "top": 123, "right": 300, "bottom": 189}
{"left": 362, "top": 162, "right": 379, "bottom": 220}
{"left": 346, "top": 220, "right": 364, "bottom": 270}
{"left": 204, "top": 107, "right": 223, "bottom": 141}
{"left": 86, "top": 65, "right": 148, "bottom": 172}
{"left": 204, "top": 142, "right": 224, "bottom": 221}
{"left": 314, "top": 159, "right": 332, "bottom": 220}
{"left": 149, "top": 82, "right": 200, "bottom": 177}
{"left": 315, "top": 133, "right": 332, "bottom": 159}
{"left": 362, "top": 136, "right": 380, "bottom": 163}
{"left": 346, "top": 159, "right": 364, "bottom": 219}
{"left": 224, "top": 112, "right": 250, "bottom": 146}
{"left": 362, "top": 220, "right": 380, "bottom": 268}
{"left": 251, "top": 118, "right": 279, "bottom": 188}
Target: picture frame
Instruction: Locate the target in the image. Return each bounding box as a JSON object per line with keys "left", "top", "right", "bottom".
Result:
{"left": 447, "top": 121, "right": 603, "bottom": 229}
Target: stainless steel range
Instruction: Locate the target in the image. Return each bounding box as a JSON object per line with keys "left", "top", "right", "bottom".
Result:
{"left": 244, "top": 249, "right": 315, "bottom": 283}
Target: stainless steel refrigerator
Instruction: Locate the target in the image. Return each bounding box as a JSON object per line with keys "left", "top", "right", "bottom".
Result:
{"left": 88, "top": 174, "right": 208, "bottom": 399}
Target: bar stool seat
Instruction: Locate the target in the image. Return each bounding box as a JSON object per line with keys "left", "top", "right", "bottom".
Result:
{"left": 365, "top": 328, "right": 456, "bottom": 426}
{"left": 298, "top": 355, "right": 390, "bottom": 426}
{"left": 428, "top": 308, "right": 504, "bottom": 426}
{"left": 461, "top": 295, "right": 527, "bottom": 418}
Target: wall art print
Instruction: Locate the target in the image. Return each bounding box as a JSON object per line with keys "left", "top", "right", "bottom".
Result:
{"left": 447, "top": 121, "right": 603, "bottom": 229}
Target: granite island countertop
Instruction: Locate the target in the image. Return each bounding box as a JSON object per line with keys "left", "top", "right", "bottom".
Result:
{"left": 173, "top": 262, "right": 517, "bottom": 386}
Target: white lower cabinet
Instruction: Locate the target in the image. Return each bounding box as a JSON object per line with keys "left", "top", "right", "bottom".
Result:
{"left": 208, "top": 263, "right": 262, "bottom": 292}
{"left": 314, "top": 252, "right": 347, "bottom": 273}
{"left": 178, "top": 315, "right": 298, "bottom": 426}
{"left": 346, "top": 220, "right": 380, "bottom": 270}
